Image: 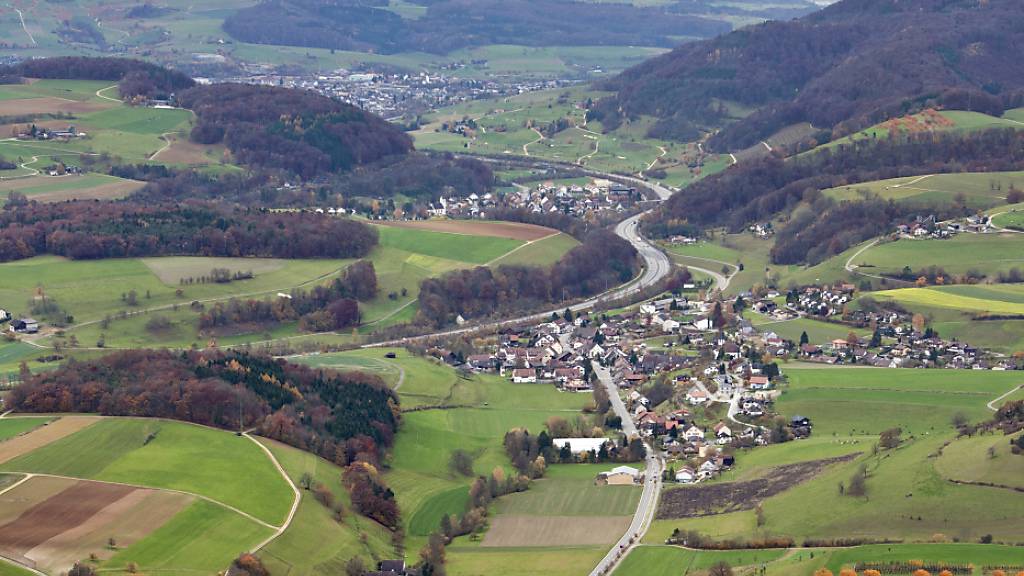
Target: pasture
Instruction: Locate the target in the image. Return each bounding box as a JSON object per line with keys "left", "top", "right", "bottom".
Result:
{"left": 821, "top": 109, "right": 1024, "bottom": 152}
{"left": 446, "top": 546, "right": 607, "bottom": 576}
{"left": 646, "top": 367, "right": 1024, "bottom": 548}
{"left": 935, "top": 431, "right": 1024, "bottom": 490}
{"left": 617, "top": 546, "right": 786, "bottom": 576}
{"left": 0, "top": 418, "right": 294, "bottom": 525}
{"left": 375, "top": 223, "right": 525, "bottom": 264}
{"left": 0, "top": 173, "right": 143, "bottom": 203}
{"left": 490, "top": 232, "right": 580, "bottom": 267}
{"left": 0, "top": 416, "right": 101, "bottom": 465}
{"left": 256, "top": 438, "right": 395, "bottom": 575}
{"left": 0, "top": 417, "right": 51, "bottom": 442}
{"left": 824, "top": 171, "right": 1024, "bottom": 210}
{"left": 853, "top": 233, "right": 1024, "bottom": 279}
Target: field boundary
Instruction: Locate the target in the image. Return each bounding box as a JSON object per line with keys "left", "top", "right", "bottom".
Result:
{"left": 243, "top": 432, "right": 301, "bottom": 552}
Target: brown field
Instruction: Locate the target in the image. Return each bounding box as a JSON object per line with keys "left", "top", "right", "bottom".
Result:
{"left": 379, "top": 219, "right": 557, "bottom": 241}
{"left": 481, "top": 515, "right": 630, "bottom": 547}
{"left": 0, "top": 476, "right": 191, "bottom": 573}
{"left": 0, "top": 98, "right": 110, "bottom": 117}
{"left": 27, "top": 180, "right": 145, "bottom": 203}
{"left": 656, "top": 454, "right": 859, "bottom": 519}
{"left": 0, "top": 417, "right": 101, "bottom": 465}
{"left": 154, "top": 135, "right": 221, "bottom": 165}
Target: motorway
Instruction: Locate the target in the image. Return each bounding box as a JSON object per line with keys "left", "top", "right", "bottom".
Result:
{"left": 366, "top": 170, "right": 675, "bottom": 348}
{"left": 590, "top": 363, "right": 664, "bottom": 576}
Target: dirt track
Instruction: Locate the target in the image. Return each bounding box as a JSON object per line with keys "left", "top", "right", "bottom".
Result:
{"left": 481, "top": 515, "right": 630, "bottom": 547}
{"left": 0, "top": 417, "right": 101, "bottom": 465}
{"left": 378, "top": 219, "right": 557, "bottom": 241}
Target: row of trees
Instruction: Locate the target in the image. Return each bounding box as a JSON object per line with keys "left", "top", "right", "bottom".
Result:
{"left": 9, "top": 350, "right": 400, "bottom": 466}
{"left": 417, "top": 229, "right": 638, "bottom": 327}
{"left": 198, "top": 260, "right": 378, "bottom": 333}
{"left": 0, "top": 200, "right": 378, "bottom": 262}
{"left": 0, "top": 56, "right": 194, "bottom": 100}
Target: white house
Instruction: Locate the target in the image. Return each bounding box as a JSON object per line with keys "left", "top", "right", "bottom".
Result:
{"left": 686, "top": 387, "right": 708, "bottom": 405}
{"left": 553, "top": 437, "right": 609, "bottom": 455}
{"left": 675, "top": 467, "right": 696, "bottom": 483}
{"left": 684, "top": 425, "right": 704, "bottom": 442}
{"left": 511, "top": 369, "right": 537, "bottom": 383}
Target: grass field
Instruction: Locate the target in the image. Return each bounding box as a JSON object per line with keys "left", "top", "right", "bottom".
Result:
{"left": 872, "top": 284, "right": 1024, "bottom": 315}
{"left": 256, "top": 438, "right": 396, "bottom": 575}
{"left": 854, "top": 233, "right": 1024, "bottom": 280}
{"left": 387, "top": 370, "right": 590, "bottom": 554}
{"left": 0, "top": 173, "right": 143, "bottom": 203}
{"left": 821, "top": 109, "right": 1024, "bottom": 153}
{"left": 645, "top": 366, "right": 1024, "bottom": 549}
{"left": 0, "top": 417, "right": 52, "bottom": 441}
{"left": 0, "top": 418, "right": 293, "bottom": 525}
{"left": 493, "top": 463, "right": 641, "bottom": 517}
{"left": 294, "top": 347, "right": 459, "bottom": 408}
{"left": 618, "top": 545, "right": 786, "bottom": 576}
{"left": 750, "top": 316, "right": 869, "bottom": 347}
{"left": 375, "top": 224, "right": 524, "bottom": 264}
{"left": 488, "top": 232, "right": 580, "bottom": 267}
{"left": 823, "top": 171, "right": 1024, "bottom": 210}
{"left": 935, "top": 431, "right": 1024, "bottom": 490}
{"left": 103, "top": 499, "right": 273, "bottom": 574}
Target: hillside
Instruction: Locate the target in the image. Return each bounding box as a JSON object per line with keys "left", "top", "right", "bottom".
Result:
{"left": 597, "top": 0, "right": 1024, "bottom": 149}
{"left": 222, "top": 0, "right": 741, "bottom": 55}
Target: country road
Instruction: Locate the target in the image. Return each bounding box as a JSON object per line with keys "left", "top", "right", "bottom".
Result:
{"left": 590, "top": 363, "right": 663, "bottom": 576}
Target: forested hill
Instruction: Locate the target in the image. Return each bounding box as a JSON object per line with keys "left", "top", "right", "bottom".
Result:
{"left": 222, "top": 0, "right": 735, "bottom": 54}
{"left": 180, "top": 83, "right": 414, "bottom": 178}
{"left": 595, "top": 0, "right": 1024, "bottom": 150}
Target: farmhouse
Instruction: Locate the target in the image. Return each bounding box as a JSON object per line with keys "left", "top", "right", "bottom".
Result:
{"left": 674, "top": 466, "right": 696, "bottom": 483}
{"left": 10, "top": 318, "right": 38, "bottom": 334}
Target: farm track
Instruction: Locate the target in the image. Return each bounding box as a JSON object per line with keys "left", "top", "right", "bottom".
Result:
{"left": 243, "top": 434, "right": 301, "bottom": 553}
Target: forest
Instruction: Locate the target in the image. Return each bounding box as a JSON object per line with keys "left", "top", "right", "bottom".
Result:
{"left": 0, "top": 56, "right": 194, "bottom": 100}
{"left": 417, "top": 229, "right": 638, "bottom": 327}
{"left": 9, "top": 349, "right": 400, "bottom": 465}
{"left": 0, "top": 199, "right": 378, "bottom": 262}
{"left": 178, "top": 83, "right": 413, "bottom": 178}
{"left": 597, "top": 0, "right": 1024, "bottom": 149}
{"left": 222, "top": 0, "right": 731, "bottom": 55}
{"left": 647, "top": 128, "right": 1024, "bottom": 264}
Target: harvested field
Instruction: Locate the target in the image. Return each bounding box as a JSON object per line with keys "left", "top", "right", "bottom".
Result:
{"left": 481, "top": 515, "right": 630, "bottom": 547}
{"left": 0, "top": 417, "right": 101, "bottom": 465}
{"left": 0, "top": 476, "right": 191, "bottom": 573}
{"left": 0, "top": 98, "right": 110, "bottom": 117}
{"left": 26, "top": 180, "right": 144, "bottom": 203}
{"left": 657, "top": 455, "right": 859, "bottom": 519}
{"left": 379, "top": 219, "right": 557, "bottom": 241}
{"left": 153, "top": 136, "right": 219, "bottom": 165}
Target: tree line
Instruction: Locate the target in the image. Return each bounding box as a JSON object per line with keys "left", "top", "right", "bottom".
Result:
{"left": 417, "top": 229, "right": 639, "bottom": 327}
{"left": 9, "top": 349, "right": 400, "bottom": 466}
{"left": 0, "top": 56, "right": 194, "bottom": 100}
{"left": 198, "top": 260, "right": 378, "bottom": 333}
{"left": 0, "top": 199, "right": 378, "bottom": 262}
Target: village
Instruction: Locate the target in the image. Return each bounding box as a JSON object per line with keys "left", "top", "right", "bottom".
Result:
{"left": 421, "top": 273, "right": 1014, "bottom": 489}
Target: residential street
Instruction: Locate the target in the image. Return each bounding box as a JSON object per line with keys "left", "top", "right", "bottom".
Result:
{"left": 589, "top": 363, "right": 664, "bottom": 576}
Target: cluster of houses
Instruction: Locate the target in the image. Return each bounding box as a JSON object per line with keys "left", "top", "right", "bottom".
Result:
{"left": 505, "top": 179, "right": 641, "bottom": 218}
{"left": 14, "top": 124, "right": 86, "bottom": 141}
{"left": 426, "top": 192, "right": 498, "bottom": 219}
{"left": 785, "top": 284, "right": 857, "bottom": 318}
{"left": 895, "top": 214, "right": 991, "bottom": 238}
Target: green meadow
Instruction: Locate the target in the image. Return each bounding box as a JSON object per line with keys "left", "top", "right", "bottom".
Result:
{"left": 823, "top": 171, "right": 1024, "bottom": 210}
{"left": 854, "top": 234, "right": 1024, "bottom": 279}
{"left": 256, "top": 438, "right": 396, "bottom": 575}
{"left": 0, "top": 417, "right": 51, "bottom": 441}
{"left": 646, "top": 367, "right": 1024, "bottom": 551}
{"left": 375, "top": 225, "right": 524, "bottom": 265}
{"left": 103, "top": 499, "right": 273, "bottom": 574}
{"left": 0, "top": 418, "right": 294, "bottom": 525}
{"left": 618, "top": 545, "right": 786, "bottom": 576}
